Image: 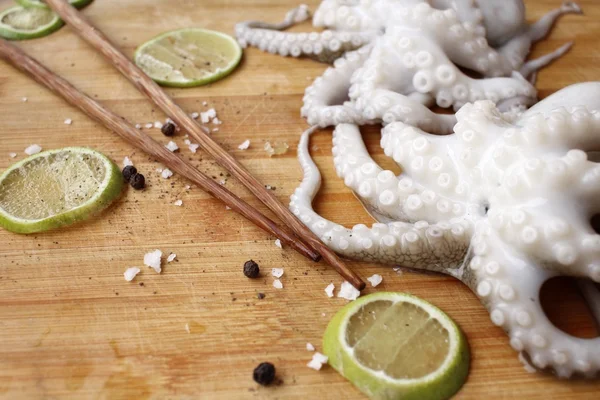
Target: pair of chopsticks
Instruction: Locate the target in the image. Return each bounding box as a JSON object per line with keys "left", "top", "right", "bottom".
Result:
{"left": 0, "top": 0, "right": 365, "bottom": 290}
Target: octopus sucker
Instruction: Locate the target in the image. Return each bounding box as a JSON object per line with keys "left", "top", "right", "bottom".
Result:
{"left": 236, "top": 0, "right": 598, "bottom": 379}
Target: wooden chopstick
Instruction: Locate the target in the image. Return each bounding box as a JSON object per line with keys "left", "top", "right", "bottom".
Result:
{"left": 44, "top": 0, "right": 366, "bottom": 290}
{"left": 0, "top": 38, "right": 319, "bottom": 261}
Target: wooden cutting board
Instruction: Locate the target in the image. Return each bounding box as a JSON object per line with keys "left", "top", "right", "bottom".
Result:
{"left": 0, "top": 0, "right": 599, "bottom": 398}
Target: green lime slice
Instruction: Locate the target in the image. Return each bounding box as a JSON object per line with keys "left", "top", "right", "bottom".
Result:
{"left": 0, "top": 5, "right": 63, "bottom": 41}
{"left": 134, "top": 28, "right": 243, "bottom": 88}
{"left": 324, "top": 292, "right": 470, "bottom": 400}
{"left": 14, "top": 0, "right": 93, "bottom": 10}
{"left": 0, "top": 147, "right": 123, "bottom": 234}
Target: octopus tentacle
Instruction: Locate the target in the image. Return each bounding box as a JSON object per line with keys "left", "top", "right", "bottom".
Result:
{"left": 496, "top": 1, "right": 582, "bottom": 77}
{"left": 332, "top": 123, "right": 468, "bottom": 224}
{"left": 235, "top": 5, "right": 376, "bottom": 63}
{"left": 289, "top": 126, "right": 472, "bottom": 270}
{"left": 302, "top": 45, "right": 373, "bottom": 127}
{"left": 312, "top": 0, "right": 381, "bottom": 31}
{"left": 520, "top": 42, "right": 573, "bottom": 84}
{"left": 468, "top": 233, "right": 600, "bottom": 378}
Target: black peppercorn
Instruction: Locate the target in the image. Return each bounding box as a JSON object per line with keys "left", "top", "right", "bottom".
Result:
{"left": 253, "top": 362, "right": 275, "bottom": 386}
{"left": 161, "top": 122, "right": 176, "bottom": 137}
{"left": 243, "top": 260, "right": 260, "bottom": 278}
{"left": 122, "top": 165, "right": 137, "bottom": 181}
{"left": 130, "top": 173, "right": 146, "bottom": 190}
{"left": 257, "top": 293, "right": 265, "bottom": 300}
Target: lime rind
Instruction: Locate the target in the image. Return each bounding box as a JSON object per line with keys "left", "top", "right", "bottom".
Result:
{"left": 134, "top": 28, "right": 243, "bottom": 88}
{"left": 14, "top": 0, "right": 93, "bottom": 10}
{"left": 0, "top": 5, "right": 64, "bottom": 41}
{"left": 324, "top": 292, "right": 470, "bottom": 400}
{"left": 0, "top": 147, "right": 123, "bottom": 234}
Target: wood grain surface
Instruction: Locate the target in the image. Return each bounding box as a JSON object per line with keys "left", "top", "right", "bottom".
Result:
{"left": 0, "top": 0, "right": 599, "bottom": 398}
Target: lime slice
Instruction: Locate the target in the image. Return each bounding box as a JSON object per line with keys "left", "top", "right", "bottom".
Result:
{"left": 0, "top": 5, "right": 63, "bottom": 41}
{"left": 0, "top": 147, "right": 123, "bottom": 234}
{"left": 324, "top": 292, "right": 470, "bottom": 400}
{"left": 14, "top": 0, "right": 93, "bottom": 10}
{"left": 134, "top": 28, "right": 243, "bottom": 88}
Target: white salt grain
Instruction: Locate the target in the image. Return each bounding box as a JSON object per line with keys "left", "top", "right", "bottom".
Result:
{"left": 124, "top": 267, "right": 141, "bottom": 282}
{"left": 274, "top": 239, "right": 282, "bottom": 249}
{"left": 135, "top": 124, "right": 142, "bottom": 129}
{"left": 189, "top": 144, "right": 200, "bottom": 153}
{"left": 184, "top": 139, "right": 191, "bottom": 146}
{"left": 202, "top": 101, "right": 207, "bottom": 106}
{"left": 167, "top": 253, "right": 177, "bottom": 262}
{"left": 273, "top": 279, "right": 283, "bottom": 289}
{"left": 24, "top": 144, "right": 42, "bottom": 155}
{"left": 191, "top": 112, "right": 199, "bottom": 119}
{"left": 154, "top": 121, "right": 163, "bottom": 129}
{"left": 64, "top": 118, "right": 72, "bottom": 125}
{"left": 9, "top": 153, "right": 17, "bottom": 158}
{"left": 367, "top": 274, "right": 383, "bottom": 287}
{"left": 145, "top": 123, "right": 153, "bottom": 129}
{"left": 161, "top": 168, "right": 173, "bottom": 179}
{"left": 325, "top": 283, "right": 335, "bottom": 298}
{"left": 144, "top": 249, "right": 162, "bottom": 273}
{"left": 271, "top": 268, "right": 284, "bottom": 278}
{"left": 338, "top": 281, "right": 360, "bottom": 301}
{"left": 219, "top": 180, "right": 226, "bottom": 185}
{"left": 225, "top": 206, "right": 231, "bottom": 210}
{"left": 200, "top": 108, "right": 216, "bottom": 123}
{"left": 174, "top": 200, "right": 183, "bottom": 206}
{"left": 212, "top": 128, "right": 219, "bottom": 133}
{"left": 165, "top": 141, "right": 179, "bottom": 152}
{"left": 238, "top": 140, "right": 250, "bottom": 150}
{"left": 21, "top": 97, "right": 28, "bottom": 102}
{"left": 306, "top": 343, "right": 315, "bottom": 352}
{"left": 212, "top": 118, "right": 222, "bottom": 125}
{"left": 185, "top": 185, "right": 191, "bottom": 190}
{"left": 307, "top": 352, "right": 329, "bottom": 371}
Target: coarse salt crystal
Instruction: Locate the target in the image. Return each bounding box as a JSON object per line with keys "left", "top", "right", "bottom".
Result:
{"left": 124, "top": 267, "right": 141, "bottom": 282}
{"left": 212, "top": 128, "right": 219, "bottom": 133}
{"left": 154, "top": 121, "right": 163, "bottom": 129}
{"left": 306, "top": 343, "right": 315, "bottom": 352}
{"left": 145, "top": 123, "right": 153, "bottom": 129}
{"left": 165, "top": 141, "right": 179, "bottom": 152}
{"left": 135, "top": 124, "right": 142, "bottom": 129}
{"left": 212, "top": 118, "right": 222, "bottom": 125}
{"left": 185, "top": 185, "right": 191, "bottom": 190}
{"left": 238, "top": 140, "right": 250, "bottom": 150}
{"left": 64, "top": 118, "right": 72, "bottom": 125}
{"left": 184, "top": 139, "right": 191, "bottom": 145}
{"left": 307, "top": 352, "right": 328, "bottom": 371}
{"left": 325, "top": 283, "right": 335, "bottom": 298}
{"left": 21, "top": 97, "right": 27, "bottom": 102}
{"left": 219, "top": 180, "right": 226, "bottom": 185}
{"left": 123, "top": 156, "right": 133, "bottom": 167}
{"left": 9, "top": 153, "right": 17, "bottom": 158}
{"left": 200, "top": 108, "right": 216, "bottom": 123}
{"left": 265, "top": 185, "right": 272, "bottom": 190}
{"left": 174, "top": 200, "right": 183, "bottom": 206}
{"left": 202, "top": 101, "right": 207, "bottom": 106}
{"left": 274, "top": 239, "right": 282, "bottom": 249}
{"left": 191, "top": 112, "right": 199, "bottom": 119}
{"left": 338, "top": 281, "right": 360, "bottom": 301}
{"left": 393, "top": 267, "right": 404, "bottom": 275}
{"left": 367, "top": 274, "right": 383, "bottom": 287}
{"left": 189, "top": 144, "right": 200, "bottom": 153}
{"left": 144, "top": 249, "right": 162, "bottom": 273}
{"left": 24, "top": 144, "right": 42, "bottom": 155}
{"left": 225, "top": 206, "right": 231, "bottom": 210}
{"left": 156, "top": 168, "right": 163, "bottom": 173}
{"left": 271, "top": 268, "right": 284, "bottom": 278}
{"left": 273, "top": 279, "right": 283, "bottom": 289}
{"left": 167, "top": 253, "right": 177, "bottom": 262}
{"left": 161, "top": 168, "right": 173, "bottom": 179}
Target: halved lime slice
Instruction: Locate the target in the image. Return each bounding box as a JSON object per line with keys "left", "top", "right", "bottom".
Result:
{"left": 14, "top": 0, "right": 93, "bottom": 10}
{"left": 324, "top": 292, "right": 470, "bottom": 400}
{"left": 0, "top": 147, "right": 123, "bottom": 234}
{"left": 134, "top": 28, "right": 243, "bottom": 88}
{"left": 0, "top": 5, "right": 63, "bottom": 41}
